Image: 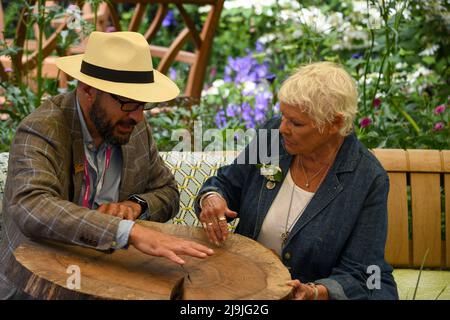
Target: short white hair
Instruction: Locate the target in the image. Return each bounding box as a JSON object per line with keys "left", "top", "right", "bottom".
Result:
{"left": 278, "top": 61, "right": 358, "bottom": 136}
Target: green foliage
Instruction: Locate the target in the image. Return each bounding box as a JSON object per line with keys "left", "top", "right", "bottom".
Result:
{"left": 159, "top": 0, "right": 449, "bottom": 151}
{"left": 0, "top": 1, "right": 94, "bottom": 151}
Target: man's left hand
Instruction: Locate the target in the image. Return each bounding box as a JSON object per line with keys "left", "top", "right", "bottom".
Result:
{"left": 97, "top": 201, "right": 141, "bottom": 220}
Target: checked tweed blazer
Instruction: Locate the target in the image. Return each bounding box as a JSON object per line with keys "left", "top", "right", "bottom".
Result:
{"left": 0, "top": 91, "right": 179, "bottom": 295}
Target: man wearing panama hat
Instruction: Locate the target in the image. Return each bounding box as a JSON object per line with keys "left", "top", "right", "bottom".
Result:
{"left": 0, "top": 31, "right": 214, "bottom": 299}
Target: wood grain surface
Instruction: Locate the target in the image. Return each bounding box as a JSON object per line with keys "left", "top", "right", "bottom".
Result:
{"left": 8, "top": 221, "right": 293, "bottom": 300}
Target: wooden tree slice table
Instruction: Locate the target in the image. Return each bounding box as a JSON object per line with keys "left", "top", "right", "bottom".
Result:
{"left": 7, "top": 221, "right": 293, "bottom": 300}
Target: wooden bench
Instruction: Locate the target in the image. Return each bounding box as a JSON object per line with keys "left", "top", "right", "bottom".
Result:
{"left": 372, "top": 149, "right": 450, "bottom": 270}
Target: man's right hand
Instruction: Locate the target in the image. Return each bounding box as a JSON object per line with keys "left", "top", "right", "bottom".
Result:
{"left": 129, "top": 224, "right": 214, "bottom": 265}
{"left": 199, "top": 194, "right": 238, "bottom": 246}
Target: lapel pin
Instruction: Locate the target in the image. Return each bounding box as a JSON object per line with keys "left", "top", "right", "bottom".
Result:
{"left": 266, "top": 181, "right": 276, "bottom": 190}
{"left": 74, "top": 163, "right": 84, "bottom": 174}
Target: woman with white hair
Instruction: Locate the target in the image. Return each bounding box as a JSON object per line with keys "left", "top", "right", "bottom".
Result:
{"left": 195, "top": 61, "right": 398, "bottom": 300}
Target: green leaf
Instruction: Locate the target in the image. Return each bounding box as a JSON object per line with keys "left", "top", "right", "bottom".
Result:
{"left": 422, "top": 56, "right": 435, "bottom": 65}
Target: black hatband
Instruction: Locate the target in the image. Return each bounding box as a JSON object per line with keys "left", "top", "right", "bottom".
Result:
{"left": 80, "top": 60, "right": 154, "bottom": 83}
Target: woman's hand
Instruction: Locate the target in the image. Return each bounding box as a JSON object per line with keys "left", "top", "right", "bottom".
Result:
{"left": 199, "top": 194, "right": 238, "bottom": 246}
{"left": 129, "top": 224, "right": 214, "bottom": 265}
{"left": 286, "top": 279, "right": 329, "bottom": 300}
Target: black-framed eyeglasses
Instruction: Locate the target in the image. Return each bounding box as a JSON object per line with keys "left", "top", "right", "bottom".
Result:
{"left": 109, "top": 93, "right": 152, "bottom": 112}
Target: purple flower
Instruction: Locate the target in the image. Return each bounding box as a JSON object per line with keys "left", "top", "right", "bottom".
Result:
{"left": 254, "top": 92, "right": 270, "bottom": 124}
{"left": 226, "top": 104, "right": 238, "bottom": 117}
{"left": 433, "top": 122, "right": 445, "bottom": 132}
{"left": 255, "top": 91, "right": 271, "bottom": 111}
{"left": 67, "top": 4, "right": 79, "bottom": 11}
{"left": 373, "top": 98, "right": 381, "bottom": 109}
{"left": 359, "top": 117, "right": 372, "bottom": 128}
{"left": 254, "top": 62, "right": 269, "bottom": 80}
{"left": 255, "top": 41, "right": 264, "bottom": 53}
{"left": 352, "top": 53, "right": 363, "bottom": 59}
{"left": 162, "top": 10, "right": 176, "bottom": 28}
{"left": 241, "top": 102, "right": 255, "bottom": 129}
{"left": 224, "top": 66, "right": 233, "bottom": 82}
{"left": 169, "top": 67, "right": 177, "bottom": 81}
{"left": 4, "top": 67, "right": 12, "bottom": 73}
{"left": 225, "top": 54, "right": 264, "bottom": 84}
{"left": 434, "top": 104, "right": 446, "bottom": 115}
{"left": 105, "top": 26, "right": 116, "bottom": 33}
{"left": 228, "top": 56, "right": 254, "bottom": 84}
{"left": 215, "top": 110, "right": 227, "bottom": 129}
{"left": 266, "top": 73, "right": 276, "bottom": 84}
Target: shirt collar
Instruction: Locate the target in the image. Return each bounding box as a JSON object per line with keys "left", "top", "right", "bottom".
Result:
{"left": 75, "top": 96, "right": 95, "bottom": 148}
{"left": 76, "top": 96, "right": 113, "bottom": 152}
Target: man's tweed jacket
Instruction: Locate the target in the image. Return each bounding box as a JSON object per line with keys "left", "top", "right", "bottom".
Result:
{"left": 0, "top": 91, "right": 179, "bottom": 297}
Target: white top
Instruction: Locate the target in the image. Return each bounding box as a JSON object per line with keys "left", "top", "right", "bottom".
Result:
{"left": 257, "top": 170, "right": 315, "bottom": 257}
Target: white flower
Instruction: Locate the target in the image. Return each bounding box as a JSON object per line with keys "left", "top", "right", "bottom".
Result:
{"left": 298, "top": 7, "right": 333, "bottom": 34}
{"left": 212, "top": 79, "right": 225, "bottom": 88}
{"left": 224, "top": 0, "right": 277, "bottom": 11}
{"left": 332, "top": 43, "right": 344, "bottom": 51}
{"left": 201, "top": 86, "right": 219, "bottom": 97}
{"left": 242, "top": 81, "right": 257, "bottom": 96}
{"left": 66, "top": 4, "right": 83, "bottom": 31}
{"left": 406, "top": 65, "right": 434, "bottom": 84}
{"left": 418, "top": 44, "right": 440, "bottom": 56}
{"left": 395, "top": 62, "right": 408, "bottom": 70}
{"left": 258, "top": 33, "right": 276, "bottom": 44}
{"left": 358, "top": 72, "right": 384, "bottom": 85}
{"left": 351, "top": 1, "right": 382, "bottom": 29}
{"left": 260, "top": 164, "right": 282, "bottom": 180}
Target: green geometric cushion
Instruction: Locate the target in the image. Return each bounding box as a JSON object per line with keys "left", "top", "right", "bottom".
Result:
{"left": 0, "top": 152, "right": 7, "bottom": 201}
{"left": 0, "top": 152, "right": 7, "bottom": 241}
{"left": 393, "top": 269, "right": 450, "bottom": 300}
{"left": 159, "top": 151, "right": 239, "bottom": 229}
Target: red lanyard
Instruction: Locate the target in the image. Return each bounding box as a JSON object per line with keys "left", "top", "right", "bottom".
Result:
{"left": 82, "top": 146, "right": 112, "bottom": 209}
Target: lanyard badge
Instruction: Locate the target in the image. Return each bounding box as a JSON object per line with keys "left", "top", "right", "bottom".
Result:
{"left": 82, "top": 146, "right": 112, "bottom": 209}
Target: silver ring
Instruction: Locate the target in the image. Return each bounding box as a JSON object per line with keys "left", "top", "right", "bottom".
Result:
{"left": 218, "top": 216, "right": 226, "bottom": 221}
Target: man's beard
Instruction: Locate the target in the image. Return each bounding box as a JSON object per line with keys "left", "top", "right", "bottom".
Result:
{"left": 89, "top": 98, "right": 137, "bottom": 146}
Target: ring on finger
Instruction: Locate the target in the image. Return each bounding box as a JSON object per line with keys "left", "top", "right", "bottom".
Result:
{"left": 207, "top": 222, "right": 213, "bottom": 226}
{"left": 218, "top": 216, "right": 226, "bottom": 221}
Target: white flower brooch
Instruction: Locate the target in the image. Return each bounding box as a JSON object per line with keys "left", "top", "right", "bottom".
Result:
{"left": 256, "top": 164, "right": 283, "bottom": 189}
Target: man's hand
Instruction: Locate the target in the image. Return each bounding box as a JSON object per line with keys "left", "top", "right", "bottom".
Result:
{"left": 129, "top": 223, "right": 214, "bottom": 265}
{"left": 97, "top": 200, "right": 141, "bottom": 220}
{"left": 199, "top": 194, "right": 238, "bottom": 246}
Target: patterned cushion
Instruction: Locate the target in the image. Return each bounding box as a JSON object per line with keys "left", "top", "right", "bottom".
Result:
{"left": 0, "top": 151, "right": 239, "bottom": 229}
{"left": 159, "top": 151, "right": 239, "bottom": 229}
{"left": 0, "top": 152, "right": 7, "bottom": 200}
{"left": 0, "top": 152, "right": 8, "bottom": 241}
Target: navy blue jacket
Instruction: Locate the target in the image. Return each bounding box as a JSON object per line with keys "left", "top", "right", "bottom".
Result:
{"left": 195, "top": 116, "right": 398, "bottom": 300}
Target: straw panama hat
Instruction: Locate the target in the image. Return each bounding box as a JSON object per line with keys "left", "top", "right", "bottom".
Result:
{"left": 55, "top": 31, "right": 180, "bottom": 102}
